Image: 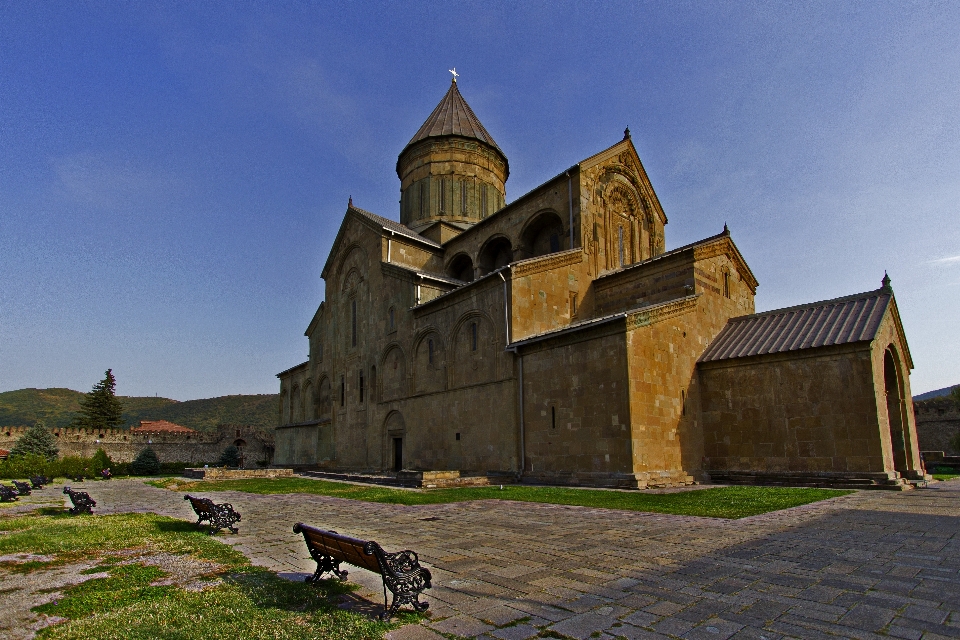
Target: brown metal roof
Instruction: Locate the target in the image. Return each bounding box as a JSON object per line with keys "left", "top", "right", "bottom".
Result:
{"left": 403, "top": 80, "right": 503, "bottom": 154}
{"left": 699, "top": 288, "right": 892, "bottom": 362}
{"left": 349, "top": 204, "right": 441, "bottom": 248}
{"left": 131, "top": 420, "right": 197, "bottom": 434}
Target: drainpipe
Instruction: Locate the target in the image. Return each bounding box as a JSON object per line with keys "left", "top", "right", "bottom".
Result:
{"left": 566, "top": 171, "right": 574, "bottom": 249}
{"left": 498, "top": 271, "right": 510, "bottom": 344}
{"left": 416, "top": 275, "right": 422, "bottom": 305}
{"left": 517, "top": 349, "right": 525, "bottom": 479}
{"left": 500, "top": 269, "right": 523, "bottom": 479}
{"left": 387, "top": 230, "right": 394, "bottom": 263}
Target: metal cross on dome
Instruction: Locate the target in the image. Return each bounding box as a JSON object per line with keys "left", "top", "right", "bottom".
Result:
{"left": 449, "top": 68, "right": 458, "bottom": 81}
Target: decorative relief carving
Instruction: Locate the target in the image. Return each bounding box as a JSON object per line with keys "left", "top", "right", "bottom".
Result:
{"left": 626, "top": 295, "right": 698, "bottom": 330}
{"left": 512, "top": 249, "right": 582, "bottom": 278}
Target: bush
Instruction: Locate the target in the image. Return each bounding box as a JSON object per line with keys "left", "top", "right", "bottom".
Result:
{"left": 218, "top": 445, "right": 241, "bottom": 468}
{"left": 0, "top": 453, "right": 50, "bottom": 479}
{"left": 91, "top": 448, "right": 113, "bottom": 475}
{"left": 130, "top": 448, "right": 161, "bottom": 476}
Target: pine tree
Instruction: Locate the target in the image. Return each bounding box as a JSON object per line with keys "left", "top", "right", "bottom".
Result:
{"left": 130, "top": 447, "right": 160, "bottom": 475}
{"left": 71, "top": 369, "right": 125, "bottom": 430}
{"left": 219, "top": 445, "right": 241, "bottom": 467}
{"left": 9, "top": 421, "right": 59, "bottom": 460}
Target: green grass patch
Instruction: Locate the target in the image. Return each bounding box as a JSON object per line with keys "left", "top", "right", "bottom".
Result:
{"left": 0, "top": 509, "right": 403, "bottom": 639}
{"left": 160, "top": 477, "right": 853, "bottom": 519}
{"left": 0, "top": 510, "right": 247, "bottom": 570}
{"left": 933, "top": 473, "right": 960, "bottom": 481}
{"left": 34, "top": 564, "right": 174, "bottom": 620}
{"left": 37, "top": 566, "right": 401, "bottom": 640}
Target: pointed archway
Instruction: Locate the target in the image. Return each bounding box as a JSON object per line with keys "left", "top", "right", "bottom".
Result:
{"left": 883, "top": 347, "right": 913, "bottom": 475}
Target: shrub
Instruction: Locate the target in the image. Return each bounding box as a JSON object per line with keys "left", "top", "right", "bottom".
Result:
{"left": 0, "top": 453, "right": 50, "bottom": 479}
{"left": 218, "top": 445, "right": 241, "bottom": 468}
{"left": 91, "top": 448, "right": 113, "bottom": 475}
{"left": 130, "top": 448, "right": 161, "bottom": 476}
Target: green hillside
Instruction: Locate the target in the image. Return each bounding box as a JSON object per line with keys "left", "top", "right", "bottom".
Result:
{"left": 0, "top": 388, "right": 278, "bottom": 433}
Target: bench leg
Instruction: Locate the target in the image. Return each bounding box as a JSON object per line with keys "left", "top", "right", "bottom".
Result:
{"left": 380, "top": 572, "right": 431, "bottom": 619}
{"left": 305, "top": 553, "right": 348, "bottom": 583}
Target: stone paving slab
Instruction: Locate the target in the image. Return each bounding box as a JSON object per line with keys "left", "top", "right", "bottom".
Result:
{"left": 14, "top": 477, "right": 960, "bottom": 639}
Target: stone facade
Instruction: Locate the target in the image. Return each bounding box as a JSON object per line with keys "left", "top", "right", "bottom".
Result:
{"left": 275, "top": 80, "right": 923, "bottom": 488}
{"left": 0, "top": 424, "right": 274, "bottom": 467}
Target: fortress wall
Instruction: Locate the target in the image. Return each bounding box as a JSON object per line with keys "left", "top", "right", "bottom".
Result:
{"left": 0, "top": 425, "right": 274, "bottom": 466}
{"left": 915, "top": 400, "right": 960, "bottom": 455}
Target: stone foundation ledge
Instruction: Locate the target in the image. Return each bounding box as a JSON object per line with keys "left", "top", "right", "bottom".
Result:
{"left": 705, "top": 470, "right": 920, "bottom": 490}
{"left": 183, "top": 468, "right": 294, "bottom": 480}
{"left": 398, "top": 470, "right": 492, "bottom": 488}
{"left": 521, "top": 470, "right": 696, "bottom": 490}
{"left": 298, "top": 469, "right": 499, "bottom": 488}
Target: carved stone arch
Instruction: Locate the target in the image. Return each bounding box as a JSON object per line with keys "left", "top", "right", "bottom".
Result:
{"left": 316, "top": 375, "right": 332, "bottom": 421}
{"left": 341, "top": 266, "right": 364, "bottom": 293}
{"left": 445, "top": 252, "right": 475, "bottom": 282}
{"left": 413, "top": 327, "right": 446, "bottom": 394}
{"left": 383, "top": 410, "right": 406, "bottom": 435}
{"left": 477, "top": 234, "right": 514, "bottom": 276}
{"left": 379, "top": 343, "right": 407, "bottom": 402}
{"left": 335, "top": 242, "right": 367, "bottom": 277}
{"left": 451, "top": 310, "right": 499, "bottom": 388}
{"left": 518, "top": 209, "right": 566, "bottom": 259}
{"left": 598, "top": 174, "right": 647, "bottom": 268}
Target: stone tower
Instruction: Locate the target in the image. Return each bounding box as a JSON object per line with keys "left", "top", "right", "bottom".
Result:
{"left": 397, "top": 79, "right": 509, "bottom": 239}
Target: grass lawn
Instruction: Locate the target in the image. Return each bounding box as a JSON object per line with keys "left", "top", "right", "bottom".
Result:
{"left": 933, "top": 473, "right": 960, "bottom": 481}
{"left": 0, "top": 509, "right": 403, "bottom": 639}
{"left": 153, "top": 477, "right": 854, "bottom": 519}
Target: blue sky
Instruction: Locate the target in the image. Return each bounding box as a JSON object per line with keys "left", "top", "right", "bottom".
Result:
{"left": 1, "top": 1, "right": 958, "bottom": 400}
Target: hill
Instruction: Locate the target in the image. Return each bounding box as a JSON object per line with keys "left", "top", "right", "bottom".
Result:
{"left": 914, "top": 385, "right": 959, "bottom": 402}
{"left": 0, "top": 388, "right": 278, "bottom": 432}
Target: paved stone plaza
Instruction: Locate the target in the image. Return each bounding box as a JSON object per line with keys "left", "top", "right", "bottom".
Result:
{"left": 16, "top": 478, "right": 960, "bottom": 639}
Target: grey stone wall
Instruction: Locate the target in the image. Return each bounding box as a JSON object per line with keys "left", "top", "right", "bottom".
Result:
{"left": 0, "top": 424, "right": 274, "bottom": 467}
{"left": 915, "top": 398, "right": 960, "bottom": 455}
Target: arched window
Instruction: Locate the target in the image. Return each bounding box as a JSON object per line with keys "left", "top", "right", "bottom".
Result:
{"left": 388, "top": 307, "right": 395, "bottom": 332}
{"left": 447, "top": 254, "right": 474, "bottom": 282}
{"left": 428, "top": 339, "right": 434, "bottom": 365}
{"left": 519, "top": 211, "right": 565, "bottom": 259}
{"left": 477, "top": 237, "right": 513, "bottom": 276}
{"left": 351, "top": 299, "right": 357, "bottom": 347}
{"left": 471, "top": 322, "right": 478, "bottom": 351}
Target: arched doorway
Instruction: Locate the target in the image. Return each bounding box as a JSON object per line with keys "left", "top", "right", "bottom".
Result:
{"left": 884, "top": 348, "right": 912, "bottom": 474}
{"left": 234, "top": 438, "right": 247, "bottom": 469}
{"left": 384, "top": 411, "right": 406, "bottom": 473}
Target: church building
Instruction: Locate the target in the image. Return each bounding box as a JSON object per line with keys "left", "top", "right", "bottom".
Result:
{"left": 275, "top": 79, "right": 925, "bottom": 489}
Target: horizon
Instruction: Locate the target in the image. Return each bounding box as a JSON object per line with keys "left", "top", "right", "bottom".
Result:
{"left": 2, "top": 3, "right": 958, "bottom": 399}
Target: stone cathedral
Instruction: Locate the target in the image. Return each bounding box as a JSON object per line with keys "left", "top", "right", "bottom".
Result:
{"left": 275, "top": 79, "right": 926, "bottom": 489}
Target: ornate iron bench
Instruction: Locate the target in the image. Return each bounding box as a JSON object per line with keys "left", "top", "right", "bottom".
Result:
{"left": 183, "top": 495, "right": 241, "bottom": 534}
{"left": 12, "top": 481, "right": 31, "bottom": 496}
{"left": 63, "top": 487, "right": 95, "bottom": 514}
{"left": 0, "top": 485, "right": 18, "bottom": 502}
{"left": 30, "top": 476, "right": 51, "bottom": 489}
{"left": 293, "top": 522, "right": 432, "bottom": 619}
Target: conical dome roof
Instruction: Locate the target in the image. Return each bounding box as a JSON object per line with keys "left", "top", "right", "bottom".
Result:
{"left": 402, "top": 80, "right": 504, "bottom": 155}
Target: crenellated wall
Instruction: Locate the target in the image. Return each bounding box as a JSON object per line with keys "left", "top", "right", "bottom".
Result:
{"left": 0, "top": 424, "right": 274, "bottom": 466}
